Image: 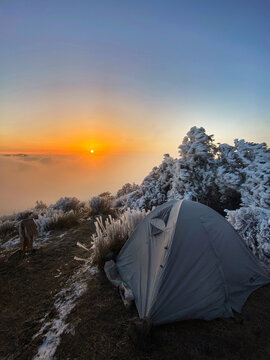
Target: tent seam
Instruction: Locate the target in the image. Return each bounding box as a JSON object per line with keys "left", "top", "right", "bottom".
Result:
{"left": 147, "top": 199, "right": 184, "bottom": 317}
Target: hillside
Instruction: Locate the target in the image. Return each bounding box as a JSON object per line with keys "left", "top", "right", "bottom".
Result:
{"left": 1, "top": 127, "right": 269, "bottom": 359}
{"left": 1, "top": 220, "right": 270, "bottom": 360}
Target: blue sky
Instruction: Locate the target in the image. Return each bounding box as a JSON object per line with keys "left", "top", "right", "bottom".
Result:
{"left": 1, "top": 0, "right": 270, "bottom": 155}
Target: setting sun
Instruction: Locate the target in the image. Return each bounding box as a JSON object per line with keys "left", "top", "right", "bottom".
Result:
{"left": 90, "top": 149, "right": 94, "bottom": 153}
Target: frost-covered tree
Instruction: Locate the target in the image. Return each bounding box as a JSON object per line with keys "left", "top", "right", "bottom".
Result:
{"left": 226, "top": 207, "right": 270, "bottom": 266}
{"left": 235, "top": 140, "right": 270, "bottom": 209}
{"left": 168, "top": 126, "right": 221, "bottom": 211}
{"left": 124, "top": 125, "right": 270, "bottom": 265}
{"left": 215, "top": 143, "right": 243, "bottom": 210}
{"left": 221, "top": 140, "right": 270, "bottom": 266}
{"left": 215, "top": 139, "right": 270, "bottom": 210}
{"left": 127, "top": 154, "right": 176, "bottom": 210}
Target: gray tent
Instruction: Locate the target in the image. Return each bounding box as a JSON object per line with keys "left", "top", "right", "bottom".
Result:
{"left": 116, "top": 200, "right": 269, "bottom": 325}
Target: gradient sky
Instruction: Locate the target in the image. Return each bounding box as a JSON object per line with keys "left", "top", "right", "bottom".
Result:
{"left": 1, "top": 1, "right": 270, "bottom": 214}
{"left": 1, "top": 0, "right": 270, "bottom": 156}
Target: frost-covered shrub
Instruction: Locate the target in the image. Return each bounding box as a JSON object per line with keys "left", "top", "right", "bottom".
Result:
{"left": 98, "top": 191, "right": 113, "bottom": 199}
{"left": 0, "top": 214, "right": 16, "bottom": 222}
{"left": 227, "top": 207, "right": 270, "bottom": 266}
{"left": 89, "top": 196, "right": 112, "bottom": 216}
{"left": 127, "top": 154, "right": 176, "bottom": 210}
{"left": 15, "top": 210, "right": 33, "bottom": 221}
{"left": 0, "top": 220, "right": 17, "bottom": 238}
{"left": 116, "top": 183, "right": 140, "bottom": 198}
{"left": 90, "top": 208, "right": 149, "bottom": 269}
{"left": 37, "top": 209, "right": 80, "bottom": 233}
{"left": 236, "top": 140, "right": 270, "bottom": 209}
{"left": 112, "top": 193, "right": 133, "bottom": 209}
{"left": 51, "top": 197, "right": 82, "bottom": 212}
{"left": 215, "top": 140, "right": 270, "bottom": 209}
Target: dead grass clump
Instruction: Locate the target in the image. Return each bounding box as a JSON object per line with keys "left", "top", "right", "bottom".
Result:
{"left": 37, "top": 210, "right": 80, "bottom": 232}
{"left": 51, "top": 197, "right": 82, "bottom": 213}
{"left": 90, "top": 208, "right": 149, "bottom": 269}
{"left": 50, "top": 212, "right": 80, "bottom": 231}
{"left": 89, "top": 196, "right": 113, "bottom": 216}
{"left": 0, "top": 220, "right": 17, "bottom": 238}
{"left": 34, "top": 200, "right": 48, "bottom": 212}
{"left": 76, "top": 206, "right": 92, "bottom": 220}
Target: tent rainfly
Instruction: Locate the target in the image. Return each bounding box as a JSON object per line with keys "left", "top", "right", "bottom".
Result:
{"left": 112, "top": 200, "right": 269, "bottom": 325}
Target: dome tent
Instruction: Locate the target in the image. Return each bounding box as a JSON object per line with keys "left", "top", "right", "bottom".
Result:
{"left": 115, "top": 200, "right": 269, "bottom": 325}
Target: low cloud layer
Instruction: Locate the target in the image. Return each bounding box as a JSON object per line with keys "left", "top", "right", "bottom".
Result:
{"left": 1, "top": 153, "right": 159, "bottom": 215}
{"left": 2, "top": 153, "right": 53, "bottom": 164}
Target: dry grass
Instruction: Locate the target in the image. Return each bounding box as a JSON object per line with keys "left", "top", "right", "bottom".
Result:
{"left": 37, "top": 210, "right": 80, "bottom": 232}
{"left": 90, "top": 209, "right": 149, "bottom": 269}
{"left": 89, "top": 196, "right": 114, "bottom": 216}
{"left": 0, "top": 220, "right": 17, "bottom": 238}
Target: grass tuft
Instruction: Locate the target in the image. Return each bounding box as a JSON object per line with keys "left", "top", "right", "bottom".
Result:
{"left": 89, "top": 196, "right": 114, "bottom": 216}
{"left": 90, "top": 208, "right": 149, "bottom": 269}
{"left": 37, "top": 209, "right": 80, "bottom": 232}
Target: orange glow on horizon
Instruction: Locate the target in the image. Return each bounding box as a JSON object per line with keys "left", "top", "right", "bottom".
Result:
{"left": 1, "top": 122, "right": 167, "bottom": 156}
{"left": 1, "top": 97, "right": 176, "bottom": 156}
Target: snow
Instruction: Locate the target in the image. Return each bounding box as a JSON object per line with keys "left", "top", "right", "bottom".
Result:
{"left": 33, "top": 264, "right": 98, "bottom": 360}
{"left": 116, "top": 182, "right": 139, "bottom": 198}
{"left": 226, "top": 206, "right": 270, "bottom": 266}
{"left": 127, "top": 153, "right": 176, "bottom": 210}
{"left": 0, "top": 232, "right": 62, "bottom": 261}
{"left": 0, "top": 236, "right": 20, "bottom": 249}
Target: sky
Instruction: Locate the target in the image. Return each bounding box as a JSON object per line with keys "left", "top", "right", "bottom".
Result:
{"left": 1, "top": 0, "right": 270, "bottom": 214}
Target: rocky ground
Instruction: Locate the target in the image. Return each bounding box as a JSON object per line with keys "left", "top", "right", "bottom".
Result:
{"left": 1, "top": 220, "right": 270, "bottom": 360}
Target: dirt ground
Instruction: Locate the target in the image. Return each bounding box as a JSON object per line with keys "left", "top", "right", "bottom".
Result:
{"left": 0, "top": 220, "right": 95, "bottom": 360}
{"left": 56, "top": 273, "right": 270, "bottom": 360}
{"left": 1, "top": 220, "right": 270, "bottom": 360}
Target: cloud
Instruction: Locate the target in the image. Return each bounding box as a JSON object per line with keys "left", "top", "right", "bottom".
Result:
{"left": 1, "top": 153, "right": 53, "bottom": 165}
{"left": 3, "top": 153, "right": 28, "bottom": 157}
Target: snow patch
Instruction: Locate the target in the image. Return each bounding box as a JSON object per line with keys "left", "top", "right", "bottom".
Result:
{"left": 0, "top": 232, "right": 53, "bottom": 257}
{"left": 0, "top": 236, "right": 20, "bottom": 250}
{"left": 32, "top": 265, "right": 98, "bottom": 360}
